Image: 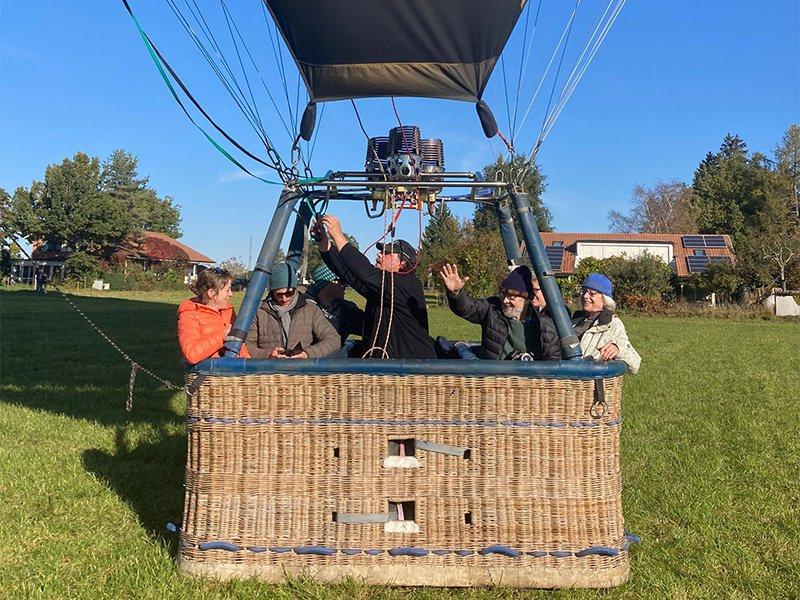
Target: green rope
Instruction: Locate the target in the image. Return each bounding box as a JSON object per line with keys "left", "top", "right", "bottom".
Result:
{"left": 124, "top": 1, "right": 324, "bottom": 188}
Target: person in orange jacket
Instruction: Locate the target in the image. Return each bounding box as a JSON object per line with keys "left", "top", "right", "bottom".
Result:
{"left": 177, "top": 268, "right": 250, "bottom": 364}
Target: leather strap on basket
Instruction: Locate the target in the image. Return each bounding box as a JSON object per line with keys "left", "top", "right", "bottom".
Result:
{"left": 590, "top": 379, "right": 607, "bottom": 419}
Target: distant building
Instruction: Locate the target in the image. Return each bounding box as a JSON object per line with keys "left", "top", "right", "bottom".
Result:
{"left": 536, "top": 232, "right": 735, "bottom": 278}
{"left": 12, "top": 231, "right": 215, "bottom": 284}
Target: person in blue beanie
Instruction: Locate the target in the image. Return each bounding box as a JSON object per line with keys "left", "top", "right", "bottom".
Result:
{"left": 572, "top": 273, "right": 640, "bottom": 373}
{"left": 439, "top": 263, "right": 560, "bottom": 360}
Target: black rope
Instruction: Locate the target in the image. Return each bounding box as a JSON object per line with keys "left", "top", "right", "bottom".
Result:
{"left": 124, "top": 0, "right": 289, "bottom": 177}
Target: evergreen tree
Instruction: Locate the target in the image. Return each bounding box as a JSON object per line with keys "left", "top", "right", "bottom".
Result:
{"left": 419, "top": 203, "right": 461, "bottom": 278}
{"left": 101, "top": 149, "right": 182, "bottom": 237}
{"left": 475, "top": 154, "right": 551, "bottom": 233}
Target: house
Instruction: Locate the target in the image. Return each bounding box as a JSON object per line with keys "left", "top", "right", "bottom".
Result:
{"left": 536, "top": 232, "right": 736, "bottom": 278}
{"left": 12, "top": 231, "right": 215, "bottom": 284}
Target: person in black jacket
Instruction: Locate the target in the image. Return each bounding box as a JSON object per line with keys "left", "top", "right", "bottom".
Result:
{"left": 304, "top": 263, "right": 365, "bottom": 345}
{"left": 439, "top": 263, "right": 561, "bottom": 360}
{"left": 312, "top": 215, "right": 436, "bottom": 360}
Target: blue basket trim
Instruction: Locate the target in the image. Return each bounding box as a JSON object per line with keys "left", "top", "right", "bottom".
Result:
{"left": 575, "top": 546, "right": 619, "bottom": 557}
{"left": 479, "top": 545, "right": 522, "bottom": 558}
{"left": 294, "top": 546, "right": 335, "bottom": 555}
{"left": 194, "top": 540, "right": 635, "bottom": 558}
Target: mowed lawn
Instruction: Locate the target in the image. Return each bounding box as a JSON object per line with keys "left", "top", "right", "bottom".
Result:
{"left": 1, "top": 288, "right": 798, "bottom": 599}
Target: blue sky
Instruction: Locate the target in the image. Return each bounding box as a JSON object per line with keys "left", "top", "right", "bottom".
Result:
{"left": 2, "top": 1, "right": 798, "bottom": 264}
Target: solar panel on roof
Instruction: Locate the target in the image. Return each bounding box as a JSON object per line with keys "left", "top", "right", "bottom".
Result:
{"left": 686, "top": 256, "right": 710, "bottom": 273}
{"left": 708, "top": 256, "right": 732, "bottom": 265}
{"left": 683, "top": 234, "right": 728, "bottom": 248}
{"left": 682, "top": 235, "right": 705, "bottom": 248}
{"left": 686, "top": 255, "right": 731, "bottom": 273}
{"left": 545, "top": 247, "right": 564, "bottom": 270}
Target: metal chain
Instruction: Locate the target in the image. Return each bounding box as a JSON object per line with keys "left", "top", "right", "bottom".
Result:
{"left": 127, "top": 364, "right": 138, "bottom": 412}
{"left": 3, "top": 234, "right": 191, "bottom": 410}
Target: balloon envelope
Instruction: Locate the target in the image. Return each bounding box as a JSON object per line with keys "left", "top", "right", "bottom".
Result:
{"left": 265, "top": 0, "right": 526, "bottom": 102}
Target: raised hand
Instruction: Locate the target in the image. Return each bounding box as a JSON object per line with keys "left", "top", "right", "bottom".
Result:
{"left": 320, "top": 215, "right": 343, "bottom": 237}
{"left": 320, "top": 215, "right": 348, "bottom": 249}
{"left": 439, "top": 263, "right": 469, "bottom": 294}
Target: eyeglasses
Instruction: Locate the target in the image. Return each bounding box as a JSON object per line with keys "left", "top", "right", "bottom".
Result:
{"left": 500, "top": 289, "right": 527, "bottom": 300}
{"left": 273, "top": 288, "right": 296, "bottom": 298}
{"left": 581, "top": 288, "right": 601, "bottom": 298}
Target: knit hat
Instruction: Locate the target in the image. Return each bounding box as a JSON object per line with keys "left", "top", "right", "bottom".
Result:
{"left": 269, "top": 262, "right": 298, "bottom": 291}
{"left": 500, "top": 265, "right": 534, "bottom": 298}
{"left": 311, "top": 263, "right": 338, "bottom": 284}
{"left": 581, "top": 273, "right": 613, "bottom": 297}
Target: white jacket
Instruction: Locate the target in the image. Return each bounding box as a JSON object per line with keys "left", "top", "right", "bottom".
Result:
{"left": 575, "top": 310, "right": 641, "bottom": 374}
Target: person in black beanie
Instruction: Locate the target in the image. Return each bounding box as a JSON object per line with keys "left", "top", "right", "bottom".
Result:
{"left": 439, "top": 263, "right": 560, "bottom": 360}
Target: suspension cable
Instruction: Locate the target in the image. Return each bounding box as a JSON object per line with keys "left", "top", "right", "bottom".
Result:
{"left": 513, "top": 0, "right": 582, "bottom": 139}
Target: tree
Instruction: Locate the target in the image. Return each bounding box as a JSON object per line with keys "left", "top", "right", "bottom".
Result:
{"left": 775, "top": 124, "right": 800, "bottom": 219}
{"left": 12, "top": 152, "right": 132, "bottom": 255}
{"left": 608, "top": 180, "right": 697, "bottom": 233}
{"left": 0, "top": 187, "right": 21, "bottom": 277}
{"left": 419, "top": 203, "right": 461, "bottom": 280}
{"left": 218, "top": 257, "right": 249, "bottom": 278}
{"left": 475, "top": 154, "right": 551, "bottom": 233}
{"left": 304, "top": 234, "right": 358, "bottom": 279}
{"left": 101, "top": 149, "right": 182, "bottom": 237}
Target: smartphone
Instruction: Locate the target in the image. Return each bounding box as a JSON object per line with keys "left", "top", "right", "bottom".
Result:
{"left": 283, "top": 342, "right": 304, "bottom": 357}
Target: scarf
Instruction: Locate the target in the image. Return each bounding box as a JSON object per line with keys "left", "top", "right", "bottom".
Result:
{"left": 573, "top": 310, "right": 603, "bottom": 339}
{"left": 268, "top": 293, "right": 299, "bottom": 347}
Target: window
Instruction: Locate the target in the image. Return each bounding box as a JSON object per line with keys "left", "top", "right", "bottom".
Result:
{"left": 694, "top": 249, "right": 706, "bottom": 256}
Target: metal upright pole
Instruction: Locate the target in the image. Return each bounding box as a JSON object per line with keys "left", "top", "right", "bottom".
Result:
{"left": 285, "top": 199, "right": 314, "bottom": 273}
{"left": 509, "top": 190, "right": 582, "bottom": 360}
{"left": 494, "top": 198, "right": 522, "bottom": 267}
{"left": 224, "top": 188, "right": 300, "bottom": 356}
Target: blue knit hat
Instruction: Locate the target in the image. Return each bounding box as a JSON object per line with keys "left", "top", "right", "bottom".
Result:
{"left": 500, "top": 265, "right": 534, "bottom": 298}
{"left": 581, "top": 273, "right": 613, "bottom": 297}
{"left": 311, "top": 263, "right": 338, "bottom": 284}
{"left": 270, "top": 262, "right": 298, "bottom": 291}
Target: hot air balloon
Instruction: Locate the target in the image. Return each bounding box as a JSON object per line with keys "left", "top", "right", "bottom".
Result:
{"left": 122, "top": 0, "right": 636, "bottom": 588}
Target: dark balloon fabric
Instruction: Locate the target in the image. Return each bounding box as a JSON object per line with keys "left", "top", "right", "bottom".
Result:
{"left": 264, "top": 0, "right": 525, "bottom": 102}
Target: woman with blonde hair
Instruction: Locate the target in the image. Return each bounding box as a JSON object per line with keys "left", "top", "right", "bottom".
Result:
{"left": 177, "top": 268, "right": 250, "bottom": 364}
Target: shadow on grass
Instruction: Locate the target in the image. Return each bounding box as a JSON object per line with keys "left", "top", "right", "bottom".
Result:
{"left": 83, "top": 427, "right": 186, "bottom": 552}
{"left": 1, "top": 289, "right": 185, "bottom": 427}
{"left": 2, "top": 289, "right": 190, "bottom": 548}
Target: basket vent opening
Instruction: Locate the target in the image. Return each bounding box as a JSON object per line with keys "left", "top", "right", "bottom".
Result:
{"left": 388, "top": 501, "right": 415, "bottom": 521}
{"left": 463, "top": 449, "right": 472, "bottom": 460}
{"left": 388, "top": 439, "right": 416, "bottom": 457}
{"left": 464, "top": 512, "right": 473, "bottom": 525}
{"left": 332, "top": 447, "right": 340, "bottom": 458}
{"left": 385, "top": 500, "right": 420, "bottom": 533}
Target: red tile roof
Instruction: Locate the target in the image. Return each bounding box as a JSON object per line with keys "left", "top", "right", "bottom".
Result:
{"left": 127, "top": 231, "right": 215, "bottom": 264}
{"left": 534, "top": 232, "right": 735, "bottom": 278}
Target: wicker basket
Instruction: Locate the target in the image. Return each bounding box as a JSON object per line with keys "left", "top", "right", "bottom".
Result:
{"left": 179, "top": 366, "right": 630, "bottom": 588}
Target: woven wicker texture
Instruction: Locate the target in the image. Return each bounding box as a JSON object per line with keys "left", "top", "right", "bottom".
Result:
{"left": 179, "top": 373, "right": 629, "bottom": 588}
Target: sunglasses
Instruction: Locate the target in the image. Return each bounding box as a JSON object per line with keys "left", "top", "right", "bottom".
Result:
{"left": 273, "top": 288, "right": 296, "bottom": 298}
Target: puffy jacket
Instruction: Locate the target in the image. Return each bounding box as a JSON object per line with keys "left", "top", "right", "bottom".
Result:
{"left": 447, "top": 290, "right": 561, "bottom": 360}
{"left": 572, "top": 309, "right": 641, "bottom": 374}
{"left": 177, "top": 298, "right": 251, "bottom": 364}
{"left": 245, "top": 292, "right": 341, "bottom": 359}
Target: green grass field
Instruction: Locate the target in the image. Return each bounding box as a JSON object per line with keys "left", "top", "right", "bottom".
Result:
{"left": 1, "top": 288, "right": 798, "bottom": 599}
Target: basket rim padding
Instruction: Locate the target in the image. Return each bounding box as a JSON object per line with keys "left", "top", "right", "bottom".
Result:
{"left": 190, "top": 356, "right": 628, "bottom": 379}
